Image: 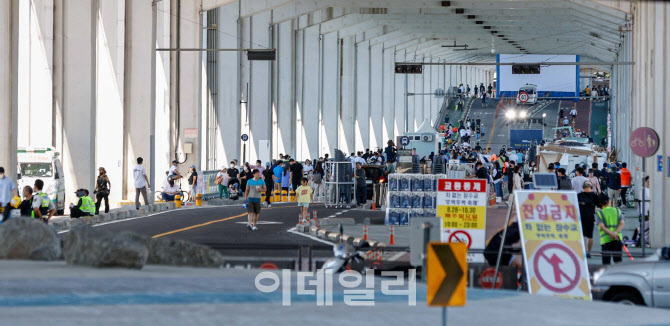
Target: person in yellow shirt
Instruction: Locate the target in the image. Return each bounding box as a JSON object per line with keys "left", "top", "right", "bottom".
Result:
{"left": 296, "top": 177, "right": 313, "bottom": 223}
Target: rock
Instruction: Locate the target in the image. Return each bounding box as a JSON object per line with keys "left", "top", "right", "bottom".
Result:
{"left": 0, "top": 217, "right": 61, "bottom": 261}
{"left": 63, "top": 226, "right": 149, "bottom": 269}
{"left": 147, "top": 237, "right": 223, "bottom": 267}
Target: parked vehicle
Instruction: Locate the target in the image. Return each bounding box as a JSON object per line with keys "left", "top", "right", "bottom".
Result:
{"left": 322, "top": 242, "right": 368, "bottom": 273}
{"left": 16, "top": 148, "right": 65, "bottom": 215}
{"left": 592, "top": 246, "right": 670, "bottom": 307}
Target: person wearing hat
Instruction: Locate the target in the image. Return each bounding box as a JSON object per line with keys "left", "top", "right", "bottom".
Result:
{"left": 94, "top": 167, "right": 111, "bottom": 214}
{"left": 215, "top": 166, "right": 228, "bottom": 199}
{"left": 186, "top": 165, "right": 198, "bottom": 202}
{"left": 69, "top": 189, "right": 93, "bottom": 218}
{"left": 578, "top": 180, "right": 598, "bottom": 257}
{"left": 262, "top": 162, "right": 274, "bottom": 207}
{"left": 168, "top": 160, "right": 183, "bottom": 181}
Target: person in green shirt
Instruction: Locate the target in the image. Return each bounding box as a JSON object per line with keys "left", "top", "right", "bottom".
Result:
{"left": 596, "top": 193, "right": 624, "bottom": 265}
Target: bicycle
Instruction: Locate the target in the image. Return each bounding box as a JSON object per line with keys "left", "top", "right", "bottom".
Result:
{"left": 154, "top": 187, "right": 189, "bottom": 204}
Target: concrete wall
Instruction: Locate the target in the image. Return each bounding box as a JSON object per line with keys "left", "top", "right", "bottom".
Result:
{"left": 614, "top": 1, "right": 670, "bottom": 246}
{"left": 0, "top": 0, "right": 19, "bottom": 178}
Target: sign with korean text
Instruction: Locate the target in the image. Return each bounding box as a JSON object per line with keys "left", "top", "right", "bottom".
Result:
{"left": 437, "top": 179, "right": 488, "bottom": 263}
{"left": 514, "top": 191, "right": 592, "bottom": 300}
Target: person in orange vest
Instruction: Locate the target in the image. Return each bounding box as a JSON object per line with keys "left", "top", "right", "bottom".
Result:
{"left": 619, "top": 162, "right": 631, "bottom": 207}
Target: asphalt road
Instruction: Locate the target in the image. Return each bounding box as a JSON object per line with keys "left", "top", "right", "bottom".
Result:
{"left": 88, "top": 202, "right": 350, "bottom": 259}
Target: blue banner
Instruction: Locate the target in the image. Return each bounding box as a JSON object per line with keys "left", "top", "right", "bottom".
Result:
{"left": 510, "top": 129, "right": 543, "bottom": 150}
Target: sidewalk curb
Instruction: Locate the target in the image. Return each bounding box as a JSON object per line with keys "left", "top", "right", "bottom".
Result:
{"left": 50, "top": 202, "right": 177, "bottom": 232}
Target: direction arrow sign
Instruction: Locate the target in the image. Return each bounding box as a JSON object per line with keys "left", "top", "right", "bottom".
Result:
{"left": 427, "top": 242, "right": 467, "bottom": 307}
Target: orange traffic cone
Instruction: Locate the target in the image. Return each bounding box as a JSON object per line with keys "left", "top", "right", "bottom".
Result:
{"left": 363, "top": 225, "right": 368, "bottom": 241}
{"left": 389, "top": 226, "right": 396, "bottom": 245}
{"left": 298, "top": 213, "right": 303, "bottom": 225}
{"left": 313, "top": 210, "right": 318, "bottom": 227}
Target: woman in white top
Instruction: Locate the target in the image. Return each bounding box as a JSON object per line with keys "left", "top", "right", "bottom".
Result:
{"left": 513, "top": 166, "right": 524, "bottom": 190}
{"left": 215, "top": 167, "right": 229, "bottom": 199}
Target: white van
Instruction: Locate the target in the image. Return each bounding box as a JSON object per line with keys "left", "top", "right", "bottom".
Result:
{"left": 16, "top": 148, "right": 66, "bottom": 215}
{"left": 516, "top": 84, "right": 538, "bottom": 105}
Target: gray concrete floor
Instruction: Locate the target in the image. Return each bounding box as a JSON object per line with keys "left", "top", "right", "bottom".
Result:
{"left": 0, "top": 260, "right": 668, "bottom": 326}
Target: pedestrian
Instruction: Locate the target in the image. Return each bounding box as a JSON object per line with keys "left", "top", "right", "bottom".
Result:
{"left": 32, "top": 179, "right": 56, "bottom": 222}
{"left": 586, "top": 169, "right": 602, "bottom": 194}
{"left": 578, "top": 181, "right": 598, "bottom": 258}
{"left": 607, "top": 166, "right": 621, "bottom": 207}
{"left": 563, "top": 116, "right": 569, "bottom": 126}
{"left": 215, "top": 166, "right": 228, "bottom": 199}
{"left": 596, "top": 193, "right": 624, "bottom": 265}
{"left": 354, "top": 162, "right": 366, "bottom": 207}
{"left": 94, "top": 167, "right": 111, "bottom": 214}
{"left": 296, "top": 177, "right": 313, "bottom": 223}
{"left": 254, "top": 160, "right": 265, "bottom": 175}
{"left": 506, "top": 161, "right": 516, "bottom": 198}
{"left": 281, "top": 166, "right": 291, "bottom": 195}
{"left": 133, "top": 157, "right": 150, "bottom": 209}
{"left": 168, "top": 160, "right": 183, "bottom": 181}
{"left": 312, "top": 161, "right": 325, "bottom": 203}
{"left": 19, "top": 186, "right": 34, "bottom": 217}
{"left": 240, "top": 163, "right": 251, "bottom": 194}
{"left": 161, "top": 179, "right": 180, "bottom": 202}
{"left": 273, "top": 160, "right": 284, "bottom": 194}
{"left": 244, "top": 169, "right": 265, "bottom": 231}
{"left": 69, "top": 188, "right": 93, "bottom": 218}
{"left": 303, "top": 159, "right": 314, "bottom": 177}
{"left": 571, "top": 167, "right": 588, "bottom": 194}
{"left": 474, "top": 85, "right": 478, "bottom": 98}
{"left": 481, "top": 91, "right": 487, "bottom": 106}
{"left": 619, "top": 162, "right": 631, "bottom": 207}
{"left": 557, "top": 168, "right": 572, "bottom": 190}
{"left": 289, "top": 159, "right": 303, "bottom": 192}
{"left": 262, "top": 162, "right": 274, "bottom": 207}
{"left": 492, "top": 162, "right": 503, "bottom": 202}
{"left": 186, "top": 165, "right": 198, "bottom": 201}
{"left": 570, "top": 107, "right": 577, "bottom": 121}
{"left": 513, "top": 166, "right": 523, "bottom": 192}
{"left": 480, "top": 124, "right": 485, "bottom": 138}
{"left": 0, "top": 167, "right": 19, "bottom": 221}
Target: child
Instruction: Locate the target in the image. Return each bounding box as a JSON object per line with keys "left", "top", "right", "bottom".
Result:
{"left": 296, "top": 177, "right": 313, "bottom": 223}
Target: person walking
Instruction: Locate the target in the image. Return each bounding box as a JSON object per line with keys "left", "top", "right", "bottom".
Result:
{"left": 586, "top": 169, "right": 602, "bottom": 194}
{"left": 133, "top": 157, "right": 150, "bottom": 209}
{"left": 296, "top": 177, "right": 313, "bottom": 223}
{"left": 513, "top": 166, "right": 523, "bottom": 191}
{"left": 492, "top": 162, "right": 503, "bottom": 203}
{"left": 354, "top": 162, "right": 366, "bottom": 207}
{"left": 557, "top": 168, "right": 572, "bottom": 190}
{"left": 262, "top": 162, "right": 274, "bottom": 207}
{"left": 0, "top": 167, "right": 19, "bottom": 221}
{"left": 289, "top": 159, "right": 303, "bottom": 193}
{"left": 244, "top": 169, "right": 266, "bottom": 231}
{"left": 578, "top": 181, "right": 599, "bottom": 257}
{"left": 596, "top": 193, "right": 624, "bottom": 265}
{"left": 94, "top": 167, "right": 111, "bottom": 214}
{"left": 571, "top": 167, "right": 588, "bottom": 194}
{"left": 312, "top": 161, "right": 325, "bottom": 203}
{"left": 619, "top": 162, "right": 631, "bottom": 207}
{"left": 240, "top": 163, "right": 252, "bottom": 194}
{"left": 607, "top": 166, "right": 621, "bottom": 207}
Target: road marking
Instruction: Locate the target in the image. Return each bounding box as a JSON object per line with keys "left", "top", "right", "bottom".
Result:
{"left": 152, "top": 212, "right": 249, "bottom": 238}
{"left": 235, "top": 221, "right": 284, "bottom": 225}
{"left": 286, "top": 227, "right": 335, "bottom": 246}
{"left": 56, "top": 206, "right": 203, "bottom": 234}
{"left": 388, "top": 251, "right": 406, "bottom": 262}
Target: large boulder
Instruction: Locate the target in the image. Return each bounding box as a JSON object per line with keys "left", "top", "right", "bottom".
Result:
{"left": 63, "top": 226, "right": 149, "bottom": 269}
{"left": 0, "top": 217, "right": 61, "bottom": 260}
{"left": 147, "top": 237, "right": 224, "bottom": 267}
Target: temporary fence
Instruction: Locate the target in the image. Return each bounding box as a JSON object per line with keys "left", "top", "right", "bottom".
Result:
{"left": 323, "top": 161, "right": 356, "bottom": 208}
{"left": 196, "top": 170, "right": 221, "bottom": 200}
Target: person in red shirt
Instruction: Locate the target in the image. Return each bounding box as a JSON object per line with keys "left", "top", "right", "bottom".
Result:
{"left": 619, "top": 162, "right": 631, "bottom": 207}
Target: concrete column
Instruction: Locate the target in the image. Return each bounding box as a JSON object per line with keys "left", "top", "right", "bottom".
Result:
{"left": 293, "top": 22, "right": 303, "bottom": 158}
{"left": 61, "top": 0, "right": 97, "bottom": 194}
{"left": 249, "top": 11, "right": 272, "bottom": 162}
{"left": 412, "top": 57, "right": 423, "bottom": 130}
{"left": 355, "top": 41, "right": 370, "bottom": 151}
{"left": 430, "top": 60, "right": 439, "bottom": 124}
{"left": 275, "top": 20, "right": 294, "bottom": 158}
{"left": 17, "top": 0, "right": 54, "bottom": 148}
{"left": 321, "top": 31, "right": 339, "bottom": 157}
{"left": 154, "top": 0, "right": 172, "bottom": 189}
{"left": 369, "top": 43, "right": 383, "bottom": 150}
{"left": 0, "top": 0, "right": 19, "bottom": 176}
{"left": 216, "top": 2, "right": 240, "bottom": 167}
{"left": 97, "top": 0, "right": 125, "bottom": 203}
{"left": 382, "top": 46, "right": 394, "bottom": 145}
{"left": 339, "top": 35, "right": 355, "bottom": 154}
{"left": 301, "top": 24, "right": 320, "bottom": 160}
{"left": 393, "top": 50, "right": 405, "bottom": 137}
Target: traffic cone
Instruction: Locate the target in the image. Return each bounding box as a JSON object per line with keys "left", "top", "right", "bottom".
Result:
{"left": 313, "top": 210, "right": 318, "bottom": 227}
{"left": 389, "top": 226, "right": 396, "bottom": 245}
{"left": 298, "top": 213, "right": 303, "bottom": 225}
{"left": 371, "top": 192, "right": 377, "bottom": 210}
{"left": 363, "top": 225, "right": 368, "bottom": 241}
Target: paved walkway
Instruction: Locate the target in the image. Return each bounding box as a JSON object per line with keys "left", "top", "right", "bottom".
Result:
{"left": 0, "top": 260, "right": 668, "bottom": 326}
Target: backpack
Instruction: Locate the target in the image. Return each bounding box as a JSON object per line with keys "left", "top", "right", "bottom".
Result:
{"left": 313, "top": 173, "right": 322, "bottom": 184}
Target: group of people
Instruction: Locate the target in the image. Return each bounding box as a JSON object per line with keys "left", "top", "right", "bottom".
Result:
{"left": 583, "top": 85, "right": 610, "bottom": 100}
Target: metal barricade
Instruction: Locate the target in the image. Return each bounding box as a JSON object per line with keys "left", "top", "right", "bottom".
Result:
{"left": 324, "top": 161, "right": 355, "bottom": 208}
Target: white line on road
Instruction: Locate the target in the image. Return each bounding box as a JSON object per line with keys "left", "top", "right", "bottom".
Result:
{"left": 286, "top": 227, "right": 335, "bottom": 246}
{"left": 388, "top": 251, "right": 406, "bottom": 262}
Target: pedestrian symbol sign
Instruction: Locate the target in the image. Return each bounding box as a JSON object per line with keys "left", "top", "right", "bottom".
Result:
{"left": 514, "top": 191, "right": 592, "bottom": 300}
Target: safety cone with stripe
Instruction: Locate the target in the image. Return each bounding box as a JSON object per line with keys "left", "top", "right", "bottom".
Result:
{"left": 363, "top": 225, "right": 368, "bottom": 241}
{"left": 313, "top": 210, "right": 318, "bottom": 227}
{"left": 389, "top": 226, "right": 395, "bottom": 245}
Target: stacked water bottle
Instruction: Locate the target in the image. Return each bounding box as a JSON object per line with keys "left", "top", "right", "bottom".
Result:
{"left": 385, "top": 174, "right": 444, "bottom": 226}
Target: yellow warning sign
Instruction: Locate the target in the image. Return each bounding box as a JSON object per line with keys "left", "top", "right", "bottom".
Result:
{"left": 426, "top": 242, "right": 468, "bottom": 307}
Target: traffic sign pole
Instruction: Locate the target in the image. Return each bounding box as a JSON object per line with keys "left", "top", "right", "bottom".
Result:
{"left": 492, "top": 193, "right": 514, "bottom": 290}
{"left": 442, "top": 307, "right": 448, "bottom": 326}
